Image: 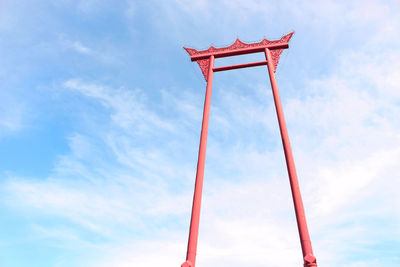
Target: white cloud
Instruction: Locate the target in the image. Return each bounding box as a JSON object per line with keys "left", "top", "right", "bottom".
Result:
{"left": 64, "top": 79, "right": 176, "bottom": 133}
{"left": 0, "top": 92, "right": 27, "bottom": 139}
{"left": 72, "top": 41, "right": 92, "bottom": 55}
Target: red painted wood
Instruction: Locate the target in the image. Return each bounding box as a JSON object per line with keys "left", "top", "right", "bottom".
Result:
{"left": 264, "top": 47, "right": 317, "bottom": 267}
{"left": 184, "top": 32, "right": 293, "bottom": 81}
{"left": 189, "top": 42, "right": 288, "bottom": 61}
{"left": 213, "top": 60, "right": 268, "bottom": 72}
{"left": 182, "top": 55, "right": 215, "bottom": 267}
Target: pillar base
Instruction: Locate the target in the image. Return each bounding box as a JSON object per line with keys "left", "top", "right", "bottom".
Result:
{"left": 181, "top": 260, "right": 192, "bottom": 267}
{"left": 304, "top": 254, "right": 317, "bottom": 267}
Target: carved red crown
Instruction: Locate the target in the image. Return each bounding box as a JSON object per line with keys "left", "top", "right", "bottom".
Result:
{"left": 184, "top": 31, "right": 294, "bottom": 81}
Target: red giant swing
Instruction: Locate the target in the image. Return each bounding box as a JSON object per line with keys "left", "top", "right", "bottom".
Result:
{"left": 181, "top": 32, "right": 318, "bottom": 267}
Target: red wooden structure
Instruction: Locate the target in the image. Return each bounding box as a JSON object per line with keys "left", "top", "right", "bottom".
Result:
{"left": 181, "top": 32, "right": 317, "bottom": 267}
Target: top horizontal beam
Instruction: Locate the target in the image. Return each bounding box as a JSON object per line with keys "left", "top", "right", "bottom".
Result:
{"left": 190, "top": 42, "right": 289, "bottom": 61}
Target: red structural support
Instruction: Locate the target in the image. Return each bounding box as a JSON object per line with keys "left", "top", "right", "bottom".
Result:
{"left": 181, "top": 55, "right": 215, "bottom": 267}
{"left": 182, "top": 32, "right": 317, "bottom": 267}
{"left": 264, "top": 47, "right": 317, "bottom": 267}
{"left": 213, "top": 60, "right": 267, "bottom": 72}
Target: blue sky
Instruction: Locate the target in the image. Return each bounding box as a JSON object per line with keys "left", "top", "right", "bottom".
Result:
{"left": 1, "top": 0, "right": 400, "bottom": 266}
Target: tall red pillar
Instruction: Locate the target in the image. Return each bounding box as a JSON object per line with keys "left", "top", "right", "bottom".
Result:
{"left": 182, "top": 55, "right": 215, "bottom": 267}
{"left": 265, "top": 48, "right": 317, "bottom": 267}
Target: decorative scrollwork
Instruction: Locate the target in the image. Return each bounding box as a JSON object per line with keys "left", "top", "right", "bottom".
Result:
{"left": 184, "top": 31, "right": 294, "bottom": 81}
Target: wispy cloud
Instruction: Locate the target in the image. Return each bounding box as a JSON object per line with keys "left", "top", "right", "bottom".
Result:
{"left": 0, "top": 92, "right": 28, "bottom": 139}
{"left": 71, "top": 41, "right": 92, "bottom": 55}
